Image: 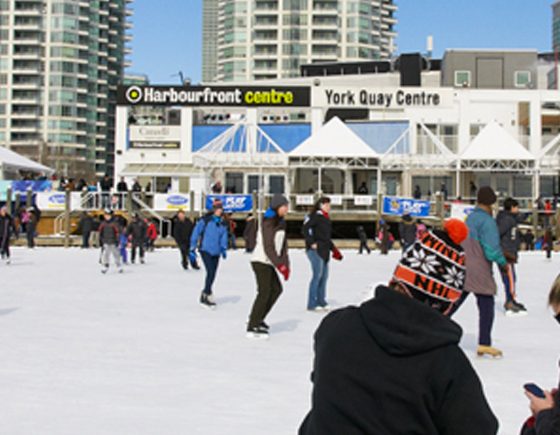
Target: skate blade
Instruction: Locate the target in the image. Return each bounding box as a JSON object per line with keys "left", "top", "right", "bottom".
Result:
{"left": 246, "top": 332, "right": 269, "bottom": 340}
{"left": 505, "top": 311, "right": 528, "bottom": 318}
{"left": 199, "top": 303, "right": 216, "bottom": 311}
{"left": 476, "top": 352, "right": 503, "bottom": 360}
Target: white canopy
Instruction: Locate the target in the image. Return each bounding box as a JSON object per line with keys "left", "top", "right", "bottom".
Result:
{"left": 0, "top": 146, "right": 54, "bottom": 175}
{"left": 461, "top": 121, "right": 534, "bottom": 161}
{"left": 290, "top": 117, "right": 378, "bottom": 158}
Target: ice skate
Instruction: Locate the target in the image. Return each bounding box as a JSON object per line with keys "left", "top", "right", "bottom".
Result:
{"left": 101, "top": 264, "right": 109, "bottom": 274}
{"left": 246, "top": 326, "right": 269, "bottom": 340}
{"left": 200, "top": 293, "right": 217, "bottom": 310}
{"left": 504, "top": 301, "right": 528, "bottom": 317}
{"left": 118, "top": 267, "right": 124, "bottom": 274}
{"left": 477, "top": 345, "right": 503, "bottom": 359}
{"left": 5, "top": 257, "right": 10, "bottom": 265}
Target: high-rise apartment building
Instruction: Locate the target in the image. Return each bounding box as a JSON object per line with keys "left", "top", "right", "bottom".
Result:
{"left": 202, "top": 0, "right": 219, "bottom": 82}
{"left": 0, "top": 0, "right": 133, "bottom": 178}
{"left": 202, "top": 0, "right": 397, "bottom": 82}
{"left": 554, "top": 1, "right": 560, "bottom": 53}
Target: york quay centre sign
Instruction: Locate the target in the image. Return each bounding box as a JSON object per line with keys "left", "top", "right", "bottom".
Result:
{"left": 314, "top": 87, "right": 454, "bottom": 109}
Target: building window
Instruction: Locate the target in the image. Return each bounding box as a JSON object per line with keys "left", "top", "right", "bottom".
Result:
{"left": 515, "top": 71, "right": 531, "bottom": 88}
{"left": 454, "top": 71, "right": 471, "bottom": 87}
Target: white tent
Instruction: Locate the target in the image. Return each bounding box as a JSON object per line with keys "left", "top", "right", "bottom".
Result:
{"left": 461, "top": 121, "right": 534, "bottom": 161}
{"left": 0, "top": 146, "right": 54, "bottom": 176}
{"left": 290, "top": 117, "right": 378, "bottom": 159}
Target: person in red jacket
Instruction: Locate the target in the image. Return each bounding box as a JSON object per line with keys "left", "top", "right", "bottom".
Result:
{"left": 146, "top": 219, "right": 157, "bottom": 252}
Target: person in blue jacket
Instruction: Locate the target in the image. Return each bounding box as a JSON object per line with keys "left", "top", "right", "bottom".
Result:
{"left": 190, "top": 199, "right": 229, "bottom": 309}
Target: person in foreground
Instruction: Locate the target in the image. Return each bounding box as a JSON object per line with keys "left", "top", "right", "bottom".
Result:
{"left": 520, "top": 276, "right": 560, "bottom": 435}
{"left": 299, "top": 219, "right": 499, "bottom": 435}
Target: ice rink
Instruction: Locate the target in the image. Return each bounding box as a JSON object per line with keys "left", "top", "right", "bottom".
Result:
{"left": 0, "top": 247, "right": 558, "bottom": 434}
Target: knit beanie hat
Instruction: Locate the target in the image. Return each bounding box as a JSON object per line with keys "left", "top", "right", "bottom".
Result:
{"left": 391, "top": 228, "right": 466, "bottom": 314}
{"left": 444, "top": 218, "right": 469, "bottom": 245}
{"left": 270, "top": 194, "right": 289, "bottom": 210}
{"left": 477, "top": 186, "right": 497, "bottom": 206}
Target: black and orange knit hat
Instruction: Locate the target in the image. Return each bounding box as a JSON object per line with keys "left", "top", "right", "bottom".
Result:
{"left": 391, "top": 219, "right": 468, "bottom": 314}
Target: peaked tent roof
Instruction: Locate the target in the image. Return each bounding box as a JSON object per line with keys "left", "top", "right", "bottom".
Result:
{"left": 289, "top": 117, "right": 378, "bottom": 158}
{"left": 461, "top": 121, "right": 534, "bottom": 161}
{"left": 0, "top": 146, "right": 54, "bottom": 175}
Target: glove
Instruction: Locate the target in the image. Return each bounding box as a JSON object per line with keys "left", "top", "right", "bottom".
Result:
{"left": 189, "top": 250, "right": 197, "bottom": 264}
{"left": 332, "top": 246, "right": 343, "bottom": 261}
{"left": 277, "top": 264, "right": 290, "bottom": 281}
{"left": 221, "top": 249, "right": 227, "bottom": 260}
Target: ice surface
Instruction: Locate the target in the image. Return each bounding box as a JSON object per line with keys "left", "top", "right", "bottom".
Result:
{"left": 0, "top": 248, "right": 558, "bottom": 434}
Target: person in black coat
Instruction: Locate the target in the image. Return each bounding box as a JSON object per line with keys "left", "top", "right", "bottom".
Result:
{"left": 78, "top": 211, "right": 94, "bottom": 248}
{"left": 172, "top": 209, "right": 198, "bottom": 270}
{"left": 399, "top": 213, "right": 417, "bottom": 252}
{"left": 299, "top": 221, "right": 498, "bottom": 435}
{"left": 521, "top": 276, "right": 560, "bottom": 435}
{"left": 356, "top": 225, "right": 370, "bottom": 254}
{"left": 0, "top": 206, "right": 17, "bottom": 264}
{"left": 127, "top": 213, "right": 147, "bottom": 264}
{"left": 303, "top": 197, "right": 343, "bottom": 311}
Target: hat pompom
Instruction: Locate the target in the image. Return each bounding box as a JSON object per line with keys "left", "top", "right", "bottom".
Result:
{"left": 444, "top": 218, "right": 468, "bottom": 245}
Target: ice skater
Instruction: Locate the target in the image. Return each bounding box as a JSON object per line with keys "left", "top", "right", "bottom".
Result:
{"left": 303, "top": 197, "right": 343, "bottom": 312}
{"left": 0, "top": 206, "right": 16, "bottom": 265}
{"left": 99, "top": 209, "right": 123, "bottom": 274}
{"left": 172, "top": 209, "right": 198, "bottom": 270}
{"left": 460, "top": 186, "right": 507, "bottom": 358}
{"left": 127, "top": 212, "right": 147, "bottom": 264}
{"left": 190, "top": 200, "right": 228, "bottom": 309}
{"left": 398, "top": 212, "right": 417, "bottom": 253}
{"left": 496, "top": 197, "right": 527, "bottom": 316}
{"left": 246, "top": 194, "right": 290, "bottom": 339}
{"left": 119, "top": 226, "right": 128, "bottom": 265}
{"left": 356, "top": 225, "right": 371, "bottom": 254}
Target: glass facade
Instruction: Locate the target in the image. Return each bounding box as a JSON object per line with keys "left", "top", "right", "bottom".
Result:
{"left": 207, "top": 0, "right": 397, "bottom": 82}
{"left": 0, "top": 0, "right": 132, "bottom": 177}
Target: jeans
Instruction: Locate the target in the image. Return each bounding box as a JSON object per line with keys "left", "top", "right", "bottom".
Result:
{"left": 476, "top": 294, "right": 495, "bottom": 346}
{"left": 102, "top": 244, "right": 121, "bottom": 268}
{"left": 448, "top": 291, "right": 494, "bottom": 346}
{"left": 307, "top": 249, "right": 329, "bottom": 309}
{"left": 359, "top": 239, "right": 371, "bottom": 254}
{"left": 248, "top": 262, "right": 283, "bottom": 329}
{"left": 130, "top": 243, "right": 144, "bottom": 262}
{"left": 499, "top": 263, "right": 517, "bottom": 303}
{"left": 201, "top": 251, "right": 220, "bottom": 295}
{"left": 82, "top": 231, "right": 90, "bottom": 248}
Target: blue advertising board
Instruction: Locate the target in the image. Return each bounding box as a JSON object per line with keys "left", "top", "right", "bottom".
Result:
{"left": 382, "top": 196, "right": 431, "bottom": 218}
{"left": 206, "top": 195, "right": 253, "bottom": 213}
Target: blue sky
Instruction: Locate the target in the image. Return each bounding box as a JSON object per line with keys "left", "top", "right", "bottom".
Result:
{"left": 128, "top": 0, "right": 553, "bottom": 84}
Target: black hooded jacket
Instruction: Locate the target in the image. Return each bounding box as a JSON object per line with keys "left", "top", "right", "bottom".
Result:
{"left": 299, "top": 286, "right": 498, "bottom": 435}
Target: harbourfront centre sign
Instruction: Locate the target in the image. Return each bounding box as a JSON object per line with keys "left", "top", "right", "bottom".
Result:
{"left": 117, "top": 85, "right": 453, "bottom": 109}
{"left": 117, "top": 85, "right": 311, "bottom": 107}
